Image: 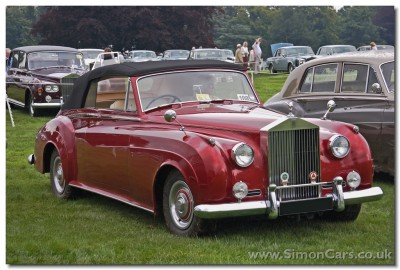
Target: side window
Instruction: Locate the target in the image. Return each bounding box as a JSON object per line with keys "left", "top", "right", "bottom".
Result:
{"left": 300, "top": 64, "right": 338, "bottom": 93}
{"left": 11, "top": 51, "right": 19, "bottom": 68}
{"left": 300, "top": 68, "right": 314, "bottom": 92}
{"left": 84, "top": 77, "right": 136, "bottom": 112}
{"left": 18, "top": 52, "right": 27, "bottom": 69}
{"left": 366, "top": 67, "right": 379, "bottom": 93}
{"left": 341, "top": 64, "right": 368, "bottom": 93}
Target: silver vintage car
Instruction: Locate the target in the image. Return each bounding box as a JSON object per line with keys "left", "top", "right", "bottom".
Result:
{"left": 264, "top": 51, "right": 395, "bottom": 177}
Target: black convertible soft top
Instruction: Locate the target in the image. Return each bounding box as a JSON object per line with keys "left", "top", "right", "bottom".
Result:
{"left": 62, "top": 60, "right": 247, "bottom": 110}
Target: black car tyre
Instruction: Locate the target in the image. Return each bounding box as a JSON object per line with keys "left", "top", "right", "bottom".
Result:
{"left": 27, "top": 93, "right": 38, "bottom": 117}
{"left": 163, "top": 170, "right": 206, "bottom": 236}
{"left": 322, "top": 204, "right": 361, "bottom": 221}
{"left": 50, "top": 149, "right": 74, "bottom": 199}
{"left": 288, "top": 64, "right": 294, "bottom": 74}
{"left": 268, "top": 64, "right": 276, "bottom": 74}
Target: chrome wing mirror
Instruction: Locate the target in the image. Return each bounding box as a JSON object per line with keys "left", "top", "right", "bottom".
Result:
{"left": 371, "top": 83, "right": 382, "bottom": 94}
{"left": 321, "top": 100, "right": 336, "bottom": 120}
{"left": 164, "top": 109, "right": 186, "bottom": 134}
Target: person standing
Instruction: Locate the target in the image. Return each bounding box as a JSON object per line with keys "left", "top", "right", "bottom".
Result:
{"left": 241, "top": 41, "right": 249, "bottom": 68}
{"left": 252, "top": 37, "right": 262, "bottom": 74}
{"left": 370, "top": 42, "right": 378, "bottom": 50}
{"left": 6, "top": 48, "right": 11, "bottom": 73}
{"left": 235, "top": 44, "right": 243, "bottom": 64}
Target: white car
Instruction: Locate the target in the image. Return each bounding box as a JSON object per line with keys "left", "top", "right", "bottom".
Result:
{"left": 91, "top": 51, "right": 124, "bottom": 70}
{"left": 78, "top": 49, "right": 103, "bottom": 67}
{"left": 126, "top": 50, "right": 159, "bottom": 62}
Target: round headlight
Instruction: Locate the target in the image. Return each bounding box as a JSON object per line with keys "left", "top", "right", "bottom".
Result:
{"left": 347, "top": 170, "right": 361, "bottom": 189}
{"left": 232, "top": 181, "right": 248, "bottom": 200}
{"left": 231, "top": 143, "right": 254, "bottom": 167}
{"left": 329, "top": 135, "right": 350, "bottom": 158}
{"left": 44, "top": 85, "right": 59, "bottom": 93}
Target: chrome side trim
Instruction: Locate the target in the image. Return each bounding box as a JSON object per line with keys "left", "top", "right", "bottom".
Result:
{"left": 69, "top": 183, "right": 154, "bottom": 214}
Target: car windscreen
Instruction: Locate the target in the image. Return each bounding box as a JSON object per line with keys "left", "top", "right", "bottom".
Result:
{"left": 137, "top": 70, "right": 259, "bottom": 111}
{"left": 195, "top": 50, "right": 224, "bottom": 60}
{"left": 169, "top": 50, "right": 190, "bottom": 58}
{"left": 286, "top": 47, "right": 314, "bottom": 56}
{"left": 133, "top": 51, "right": 156, "bottom": 58}
{"left": 28, "top": 51, "right": 86, "bottom": 70}
{"left": 381, "top": 61, "right": 394, "bottom": 93}
{"left": 332, "top": 46, "right": 356, "bottom": 53}
{"left": 81, "top": 50, "right": 103, "bottom": 59}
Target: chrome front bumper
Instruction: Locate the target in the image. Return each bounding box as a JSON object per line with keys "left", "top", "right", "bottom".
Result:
{"left": 194, "top": 178, "right": 383, "bottom": 219}
{"left": 32, "top": 101, "right": 62, "bottom": 108}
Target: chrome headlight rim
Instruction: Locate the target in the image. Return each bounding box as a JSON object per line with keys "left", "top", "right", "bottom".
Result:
{"left": 329, "top": 135, "right": 350, "bottom": 158}
{"left": 231, "top": 142, "right": 254, "bottom": 168}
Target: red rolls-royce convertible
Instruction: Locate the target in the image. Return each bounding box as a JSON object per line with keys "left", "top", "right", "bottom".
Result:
{"left": 28, "top": 60, "right": 383, "bottom": 236}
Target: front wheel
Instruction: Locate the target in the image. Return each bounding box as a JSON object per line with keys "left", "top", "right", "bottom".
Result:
{"left": 27, "top": 94, "right": 39, "bottom": 117}
{"left": 288, "top": 63, "right": 294, "bottom": 74}
{"left": 268, "top": 64, "right": 276, "bottom": 74}
{"left": 163, "top": 171, "right": 206, "bottom": 236}
{"left": 50, "top": 150, "right": 74, "bottom": 199}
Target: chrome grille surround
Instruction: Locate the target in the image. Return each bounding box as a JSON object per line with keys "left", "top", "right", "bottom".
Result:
{"left": 266, "top": 118, "right": 321, "bottom": 202}
{"left": 61, "top": 75, "right": 79, "bottom": 104}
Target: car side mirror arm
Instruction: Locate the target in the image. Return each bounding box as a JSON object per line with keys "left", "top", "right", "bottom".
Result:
{"left": 321, "top": 100, "right": 336, "bottom": 120}
{"left": 164, "top": 109, "right": 187, "bottom": 135}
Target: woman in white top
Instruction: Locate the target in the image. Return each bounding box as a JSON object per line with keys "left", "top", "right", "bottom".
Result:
{"left": 241, "top": 41, "right": 249, "bottom": 68}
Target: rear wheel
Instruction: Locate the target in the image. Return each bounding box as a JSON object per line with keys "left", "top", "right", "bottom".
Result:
{"left": 163, "top": 171, "right": 206, "bottom": 236}
{"left": 50, "top": 149, "right": 74, "bottom": 199}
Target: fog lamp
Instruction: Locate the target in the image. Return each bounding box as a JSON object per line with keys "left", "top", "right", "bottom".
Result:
{"left": 232, "top": 181, "right": 248, "bottom": 201}
{"left": 346, "top": 170, "right": 361, "bottom": 189}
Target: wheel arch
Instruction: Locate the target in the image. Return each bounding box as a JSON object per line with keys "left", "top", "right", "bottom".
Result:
{"left": 153, "top": 165, "right": 180, "bottom": 217}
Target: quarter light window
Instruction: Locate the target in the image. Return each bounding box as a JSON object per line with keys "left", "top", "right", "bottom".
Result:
{"left": 84, "top": 77, "right": 136, "bottom": 111}
{"left": 300, "top": 64, "right": 338, "bottom": 93}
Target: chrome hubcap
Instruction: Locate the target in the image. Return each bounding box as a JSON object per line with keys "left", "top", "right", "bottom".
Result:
{"left": 53, "top": 156, "right": 65, "bottom": 193}
{"left": 169, "top": 180, "right": 193, "bottom": 229}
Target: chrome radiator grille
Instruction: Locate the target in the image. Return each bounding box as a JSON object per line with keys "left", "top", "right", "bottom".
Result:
{"left": 268, "top": 126, "right": 321, "bottom": 201}
{"left": 61, "top": 77, "right": 78, "bottom": 104}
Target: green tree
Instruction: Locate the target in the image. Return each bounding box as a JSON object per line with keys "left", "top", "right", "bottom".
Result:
{"left": 338, "top": 6, "right": 383, "bottom": 47}
{"left": 31, "top": 6, "right": 222, "bottom": 52}
{"left": 6, "top": 6, "right": 43, "bottom": 48}
{"left": 371, "top": 6, "right": 395, "bottom": 45}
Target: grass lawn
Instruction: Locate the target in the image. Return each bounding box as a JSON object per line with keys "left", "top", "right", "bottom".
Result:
{"left": 5, "top": 74, "right": 395, "bottom": 265}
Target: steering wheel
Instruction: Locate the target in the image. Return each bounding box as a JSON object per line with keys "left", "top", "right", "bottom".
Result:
{"left": 145, "top": 94, "right": 182, "bottom": 109}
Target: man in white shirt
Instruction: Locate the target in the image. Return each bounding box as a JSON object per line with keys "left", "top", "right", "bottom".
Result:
{"left": 252, "top": 37, "right": 262, "bottom": 74}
